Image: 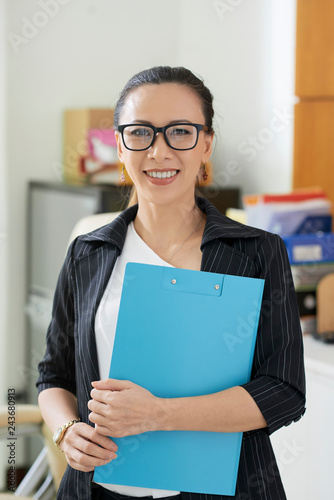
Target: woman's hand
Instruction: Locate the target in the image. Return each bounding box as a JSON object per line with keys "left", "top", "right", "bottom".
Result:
{"left": 59, "top": 421, "right": 118, "bottom": 472}
{"left": 88, "top": 379, "right": 167, "bottom": 437}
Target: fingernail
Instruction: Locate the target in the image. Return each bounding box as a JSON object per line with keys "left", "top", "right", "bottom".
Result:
{"left": 106, "top": 453, "right": 117, "bottom": 463}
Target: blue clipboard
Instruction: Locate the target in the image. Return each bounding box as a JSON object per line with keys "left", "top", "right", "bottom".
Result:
{"left": 94, "top": 263, "right": 264, "bottom": 495}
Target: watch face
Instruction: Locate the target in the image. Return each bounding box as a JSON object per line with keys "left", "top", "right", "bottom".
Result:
{"left": 53, "top": 427, "right": 62, "bottom": 444}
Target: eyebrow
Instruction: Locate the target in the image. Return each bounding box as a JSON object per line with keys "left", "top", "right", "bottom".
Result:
{"left": 128, "top": 119, "right": 193, "bottom": 126}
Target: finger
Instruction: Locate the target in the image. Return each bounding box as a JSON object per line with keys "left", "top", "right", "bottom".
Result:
{"left": 68, "top": 422, "right": 118, "bottom": 452}
{"left": 92, "top": 378, "right": 130, "bottom": 391}
{"left": 95, "top": 423, "right": 119, "bottom": 437}
{"left": 62, "top": 427, "right": 118, "bottom": 471}
{"left": 90, "top": 388, "right": 114, "bottom": 404}
{"left": 69, "top": 445, "right": 114, "bottom": 469}
{"left": 88, "top": 410, "right": 109, "bottom": 426}
{"left": 91, "top": 430, "right": 118, "bottom": 452}
{"left": 70, "top": 434, "right": 117, "bottom": 461}
{"left": 88, "top": 398, "right": 110, "bottom": 415}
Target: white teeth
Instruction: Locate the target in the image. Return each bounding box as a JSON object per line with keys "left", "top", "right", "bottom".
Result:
{"left": 146, "top": 170, "right": 177, "bottom": 179}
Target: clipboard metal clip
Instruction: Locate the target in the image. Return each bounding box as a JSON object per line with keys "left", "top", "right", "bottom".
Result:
{"left": 162, "top": 268, "right": 224, "bottom": 297}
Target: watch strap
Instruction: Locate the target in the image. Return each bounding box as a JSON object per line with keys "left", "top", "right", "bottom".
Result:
{"left": 54, "top": 419, "right": 80, "bottom": 450}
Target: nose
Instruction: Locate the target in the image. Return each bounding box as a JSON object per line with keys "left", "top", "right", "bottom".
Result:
{"left": 147, "top": 132, "right": 173, "bottom": 161}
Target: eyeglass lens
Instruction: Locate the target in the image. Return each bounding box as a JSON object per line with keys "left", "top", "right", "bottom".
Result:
{"left": 122, "top": 125, "right": 198, "bottom": 150}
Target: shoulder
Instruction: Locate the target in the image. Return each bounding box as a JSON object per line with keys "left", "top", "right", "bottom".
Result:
{"left": 198, "top": 195, "right": 266, "bottom": 238}
{"left": 68, "top": 204, "right": 139, "bottom": 262}
{"left": 198, "top": 196, "right": 283, "bottom": 260}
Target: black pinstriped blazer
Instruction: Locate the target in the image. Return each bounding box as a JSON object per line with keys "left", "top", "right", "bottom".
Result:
{"left": 37, "top": 197, "right": 306, "bottom": 500}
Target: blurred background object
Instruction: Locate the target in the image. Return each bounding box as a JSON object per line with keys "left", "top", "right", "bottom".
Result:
{"left": 243, "top": 189, "right": 332, "bottom": 236}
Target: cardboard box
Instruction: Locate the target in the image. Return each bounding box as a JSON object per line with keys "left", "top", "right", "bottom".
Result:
{"left": 64, "top": 108, "right": 118, "bottom": 182}
{"left": 283, "top": 232, "right": 334, "bottom": 265}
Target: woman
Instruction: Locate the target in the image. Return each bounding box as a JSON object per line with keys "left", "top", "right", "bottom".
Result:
{"left": 37, "top": 66, "right": 306, "bottom": 500}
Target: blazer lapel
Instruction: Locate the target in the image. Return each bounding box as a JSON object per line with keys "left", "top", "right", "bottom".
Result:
{"left": 73, "top": 246, "right": 119, "bottom": 406}
{"left": 201, "top": 239, "right": 257, "bottom": 277}
{"left": 198, "top": 197, "right": 261, "bottom": 278}
{"left": 71, "top": 205, "right": 139, "bottom": 409}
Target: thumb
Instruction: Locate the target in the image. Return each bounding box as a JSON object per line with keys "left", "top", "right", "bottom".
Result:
{"left": 91, "top": 378, "right": 130, "bottom": 391}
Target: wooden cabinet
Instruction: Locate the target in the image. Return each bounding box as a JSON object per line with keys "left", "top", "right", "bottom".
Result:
{"left": 295, "top": 0, "right": 334, "bottom": 97}
{"left": 293, "top": 0, "right": 334, "bottom": 222}
{"left": 293, "top": 101, "right": 334, "bottom": 207}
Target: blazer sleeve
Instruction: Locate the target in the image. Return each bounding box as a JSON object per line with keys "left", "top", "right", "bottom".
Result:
{"left": 241, "top": 233, "right": 306, "bottom": 435}
{"left": 36, "top": 240, "right": 76, "bottom": 396}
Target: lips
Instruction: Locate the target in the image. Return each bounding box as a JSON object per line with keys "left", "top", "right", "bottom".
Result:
{"left": 145, "top": 170, "right": 179, "bottom": 179}
{"left": 144, "top": 169, "right": 180, "bottom": 185}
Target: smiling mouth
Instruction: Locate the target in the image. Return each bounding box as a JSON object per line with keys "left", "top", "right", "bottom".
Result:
{"left": 145, "top": 170, "right": 179, "bottom": 179}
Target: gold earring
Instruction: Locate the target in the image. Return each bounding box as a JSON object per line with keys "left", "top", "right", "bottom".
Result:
{"left": 120, "top": 164, "right": 126, "bottom": 183}
{"left": 202, "top": 164, "right": 208, "bottom": 181}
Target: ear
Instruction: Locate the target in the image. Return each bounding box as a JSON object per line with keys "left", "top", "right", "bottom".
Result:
{"left": 115, "top": 131, "right": 125, "bottom": 163}
{"left": 201, "top": 132, "right": 214, "bottom": 165}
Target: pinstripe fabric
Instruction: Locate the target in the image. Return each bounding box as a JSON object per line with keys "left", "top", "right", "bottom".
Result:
{"left": 37, "top": 197, "right": 305, "bottom": 500}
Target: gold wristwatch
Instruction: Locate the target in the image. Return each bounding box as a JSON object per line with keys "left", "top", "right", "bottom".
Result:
{"left": 53, "top": 419, "right": 80, "bottom": 450}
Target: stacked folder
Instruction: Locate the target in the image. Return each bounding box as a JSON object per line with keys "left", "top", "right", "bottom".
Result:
{"left": 242, "top": 189, "right": 334, "bottom": 335}
{"left": 243, "top": 189, "right": 332, "bottom": 237}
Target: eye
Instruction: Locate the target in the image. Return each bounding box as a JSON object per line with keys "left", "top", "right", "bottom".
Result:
{"left": 130, "top": 127, "right": 152, "bottom": 137}
{"left": 169, "top": 127, "right": 191, "bottom": 136}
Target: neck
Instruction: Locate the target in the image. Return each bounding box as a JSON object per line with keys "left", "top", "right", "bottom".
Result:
{"left": 133, "top": 195, "right": 205, "bottom": 260}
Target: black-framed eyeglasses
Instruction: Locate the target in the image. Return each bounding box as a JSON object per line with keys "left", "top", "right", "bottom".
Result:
{"left": 117, "top": 123, "right": 209, "bottom": 151}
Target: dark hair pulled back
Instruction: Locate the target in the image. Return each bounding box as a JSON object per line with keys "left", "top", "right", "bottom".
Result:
{"left": 113, "top": 66, "right": 214, "bottom": 133}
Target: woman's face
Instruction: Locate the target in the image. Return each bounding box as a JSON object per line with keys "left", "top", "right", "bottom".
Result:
{"left": 115, "top": 83, "right": 213, "bottom": 207}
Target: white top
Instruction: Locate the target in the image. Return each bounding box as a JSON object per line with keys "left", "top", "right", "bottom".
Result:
{"left": 94, "top": 221, "right": 179, "bottom": 498}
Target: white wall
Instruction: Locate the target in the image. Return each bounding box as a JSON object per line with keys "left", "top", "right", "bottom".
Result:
{"left": 4, "top": 0, "right": 297, "bottom": 395}
{"left": 5, "top": 0, "right": 181, "bottom": 394}
{"left": 178, "top": 0, "right": 297, "bottom": 194}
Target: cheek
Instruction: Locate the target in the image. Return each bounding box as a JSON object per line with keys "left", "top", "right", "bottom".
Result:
{"left": 122, "top": 154, "right": 145, "bottom": 180}
{"left": 182, "top": 152, "right": 203, "bottom": 174}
